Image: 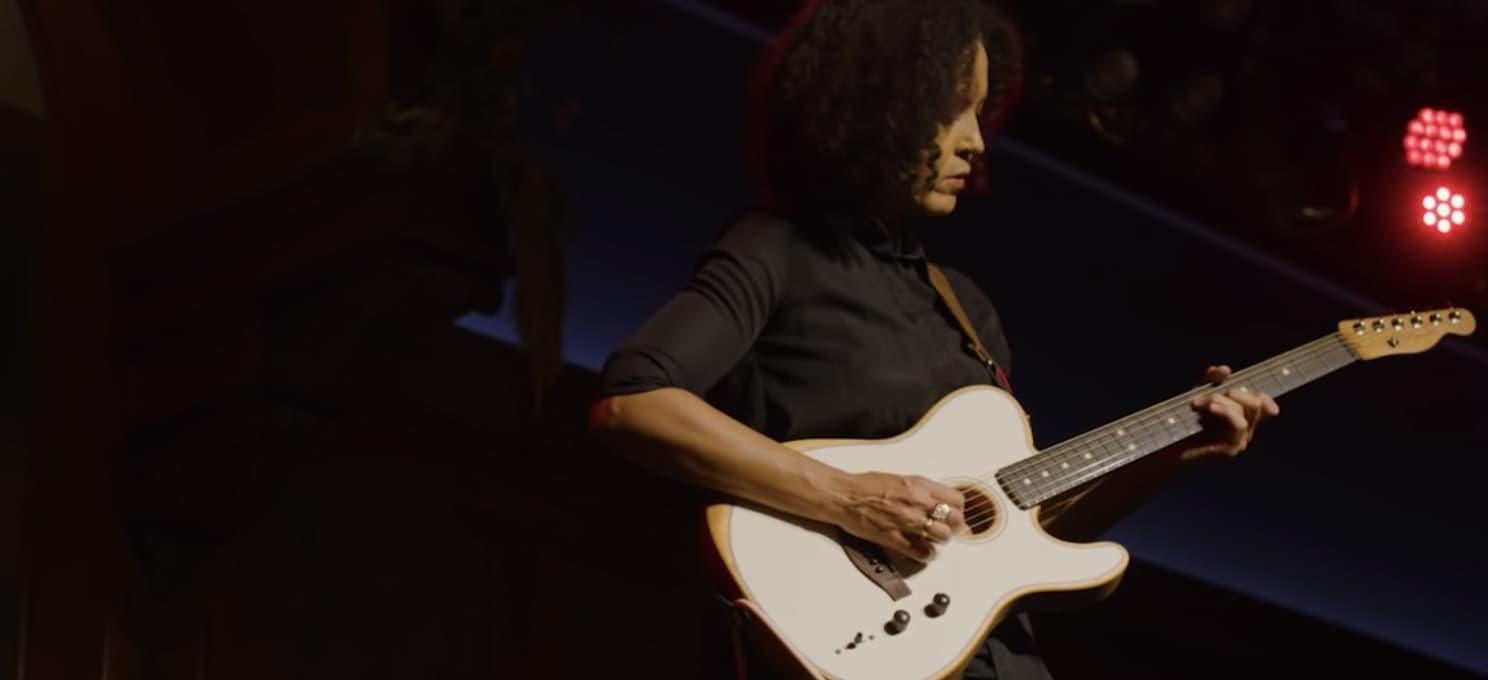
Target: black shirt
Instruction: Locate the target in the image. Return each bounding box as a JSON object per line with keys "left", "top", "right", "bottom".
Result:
{"left": 597, "top": 208, "right": 1013, "bottom": 441}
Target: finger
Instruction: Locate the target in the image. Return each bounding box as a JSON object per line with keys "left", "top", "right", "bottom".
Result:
{"left": 1200, "top": 365, "right": 1231, "bottom": 385}
{"left": 1225, "top": 388, "right": 1267, "bottom": 418}
{"left": 1207, "top": 395, "right": 1250, "bottom": 433}
{"left": 944, "top": 505, "right": 968, "bottom": 533}
{"left": 885, "top": 530, "right": 919, "bottom": 559}
{"left": 922, "top": 519, "right": 954, "bottom": 544}
{"left": 896, "top": 532, "right": 936, "bottom": 563}
{"left": 1227, "top": 387, "right": 1280, "bottom": 428}
{"left": 1212, "top": 396, "right": 1249, "bottom": 434}
{"left": 1235, "top": 388, "right": 1282, "bottom": 419}
{"left": 1178, "top": 443, "right": 1221, "bottom": 463}
{"left": 923, "top": 479, "right": 967, "bottom": 510}
{"left": 921, "top": 481, "right": 967, "bottom": 530}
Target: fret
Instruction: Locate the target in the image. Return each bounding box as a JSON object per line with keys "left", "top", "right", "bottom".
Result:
{"left": 1294, "top": 348, "right": 1327, "bottom": 382}
{"left": 1161, "top": 407, "right": 1203, "bottom": 440}
{"left": 1042, "top": 443, "right": 1096, "bottom": 500}
{"left": 1323, "top": 337, "right": 1350, "bottom": 365}
{"left": 1027, "top": 457, "right": 1058, "bottom": 497}
{"left": 1315, "top": 344, "right": 1342, "bottom": 372}
{"left": 1068, "top": 441, "right": 1098, "bottom": 472}
{"left": 1034, "top": 452, "right": 1076, "bottom": 501}
{"left": 1001, "top": 333, "right": 1360, "bottom": 509}
{"left": 1304, "top": 342, "right": 1348, "bottom": 383}
{"left": 1332, "top": 338, "right": 1353, "bottom": 364}
{"left": 1011, "top": 455, "right": 1059, "bottom": 496}
{"left": 1096, "top": 432, "right": 1125, "bottom": 464}
{"left": 1135, "top": 419, "right": 1169, "bottom": 451}
{"left": 1050, "top": 449, "right": 1076, "bottom": 476}
{"left": 1095, "top": 433, "right": 1130, "bottom": 471}
{"left": 1254, "top": 368, "right": 1286, "bottom": 398}
{"left": 1154, "top": 408, "right": 1181, "bottom": 441}
{"left": 1009, "top": 455, "right": 1059, "bottom": 500}
{"left": 1037, "top": 447, "right": 1075, "bottom": 496}
{"left": 1272, "top": 361, "right": 1304, "bottom": 394}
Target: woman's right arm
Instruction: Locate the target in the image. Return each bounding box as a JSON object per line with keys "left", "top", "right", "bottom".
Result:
{"left": 588, "top": 217, "right": 963, "bottom": 561}
{"left": 589, "top": 387, "right": 965, "bottom": 562}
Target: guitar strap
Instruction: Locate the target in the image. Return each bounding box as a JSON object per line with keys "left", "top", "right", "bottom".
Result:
{"left": 925, "top": 263, "right": 1012, "bottom": 393}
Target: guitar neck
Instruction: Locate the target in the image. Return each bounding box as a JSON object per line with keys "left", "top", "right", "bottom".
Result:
{"left": 996, "top": 333, "right": 1357, "bottom": 509}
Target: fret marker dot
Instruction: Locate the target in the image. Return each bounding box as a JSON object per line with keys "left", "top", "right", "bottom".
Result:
{"left": 1083, "top": 453, "right": 1092, "bottom": 460}
{"left": 1060, "top": 462, "right": 1070, "bottom": 469}
{"left": 1282, "top": 368, "right": 1292, "bottom": 376}
{"left": 1116, "top": 429, "right": 1126, "bottom": 437}
{"left": 1023, "top": 479, "right": 1032, "bottom": 486}
{"left": 1040, "top": 470, "right": 1050, "bottom": 477}
{"left": 1166, "top": 417, "right": 1176, "bottom": 425}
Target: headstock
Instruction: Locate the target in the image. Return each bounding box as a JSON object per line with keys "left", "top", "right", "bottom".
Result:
{"left": 1339, "top": 307, "right": 1476, "bottom": 360}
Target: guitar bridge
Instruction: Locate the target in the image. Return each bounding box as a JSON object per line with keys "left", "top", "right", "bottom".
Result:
{"left": 838, "top": 531, "right": 911, "bottom": 601}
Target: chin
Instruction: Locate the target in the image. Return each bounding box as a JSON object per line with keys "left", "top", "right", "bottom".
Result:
{"left": 919, "top": 193, "right": 959, "bottom": 217}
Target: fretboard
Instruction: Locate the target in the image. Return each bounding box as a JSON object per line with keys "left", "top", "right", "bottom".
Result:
{"left": 996, "top": 333, "right": 1358, "bottom": 509}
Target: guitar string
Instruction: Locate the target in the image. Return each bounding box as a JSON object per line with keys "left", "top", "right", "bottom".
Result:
{"left": 947, "top": 333, "right": 1356, "bottom": 528}
{"left": 951, "top": 336, "right": 1346, "bottom": 527}
{"left": 1005, "top": 334, "right": 1352, "bottom": 494}
{"left": 960, "top": 333, "right": 1351, "bottom": 522}
{"left": 951, "top": 334, "right": 1353, "bottom": 527}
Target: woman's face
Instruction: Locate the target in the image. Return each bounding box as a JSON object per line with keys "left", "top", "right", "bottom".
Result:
{"left": 912, "top": 41, "right": 989, "bottom": 218}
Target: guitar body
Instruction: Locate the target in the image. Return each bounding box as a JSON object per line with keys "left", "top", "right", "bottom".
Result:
{"left": 703, "top": 386, "right": 1129, "bottom": 680}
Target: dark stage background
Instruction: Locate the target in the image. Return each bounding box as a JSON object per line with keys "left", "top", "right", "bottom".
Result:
{"left": 4, "top": 0, "right": 1486, "bottom": 679}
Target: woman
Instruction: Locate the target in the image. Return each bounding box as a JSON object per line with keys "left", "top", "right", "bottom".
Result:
{"left": 588, "top": 1, "right": 1278, "bottom": 677}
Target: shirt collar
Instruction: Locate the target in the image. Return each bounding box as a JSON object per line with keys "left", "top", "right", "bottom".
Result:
{"left": 840, "top": 214, "right": 926, "bottom": 262}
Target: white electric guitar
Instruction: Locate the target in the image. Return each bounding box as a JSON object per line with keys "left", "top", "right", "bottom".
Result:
{"left": 702, "top": 308, "right": 1476, "bottom": 680}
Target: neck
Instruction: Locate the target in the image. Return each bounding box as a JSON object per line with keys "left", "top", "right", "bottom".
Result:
{"left": 995, "top": 332, "right": 1358, "bottom": 509}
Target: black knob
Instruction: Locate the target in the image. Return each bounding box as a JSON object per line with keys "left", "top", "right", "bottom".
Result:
{"left": 925, "top": 593, "right": 951, "bottom": 618}
{"left": 884, "top": 609, "right": 911, "bottom": 635}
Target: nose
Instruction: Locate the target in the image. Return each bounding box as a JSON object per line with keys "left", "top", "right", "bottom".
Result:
{"left": 956, "top": 114, "right": 986, "bottom": 160}
{"left": 962, "top": 118, "right": 986, "bottom": 157}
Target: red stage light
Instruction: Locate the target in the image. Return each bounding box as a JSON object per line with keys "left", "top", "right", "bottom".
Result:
{"left": 1422, "top": 187, "right": 1466, "bottom": 234}
{"left": 1404, "top": 108, "right": 1467, "bottom": 169}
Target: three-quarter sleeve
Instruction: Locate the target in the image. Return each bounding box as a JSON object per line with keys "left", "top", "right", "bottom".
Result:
{"left": 597, "top": 214, "right": 793, "bottom": 398}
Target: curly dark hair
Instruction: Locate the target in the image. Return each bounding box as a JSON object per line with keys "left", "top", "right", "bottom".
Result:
{"left": 746, "top": 0, "right": 1022, "bottom": 221}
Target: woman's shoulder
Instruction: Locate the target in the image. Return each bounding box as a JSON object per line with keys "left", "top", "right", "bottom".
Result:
{"left": 710, "top": 206, "right": 812, "bottom": 257}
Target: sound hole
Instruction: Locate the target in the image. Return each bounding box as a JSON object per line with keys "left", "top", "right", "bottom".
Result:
{"left": 957, "top": 485, "right": 998, "bottom": 536}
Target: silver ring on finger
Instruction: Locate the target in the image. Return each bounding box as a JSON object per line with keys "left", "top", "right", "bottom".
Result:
{"left": 930, "top": 502, "right": 952, "bottom": 522}
{"left": 922, "top": 517, "right": 937, "bottom": 533}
